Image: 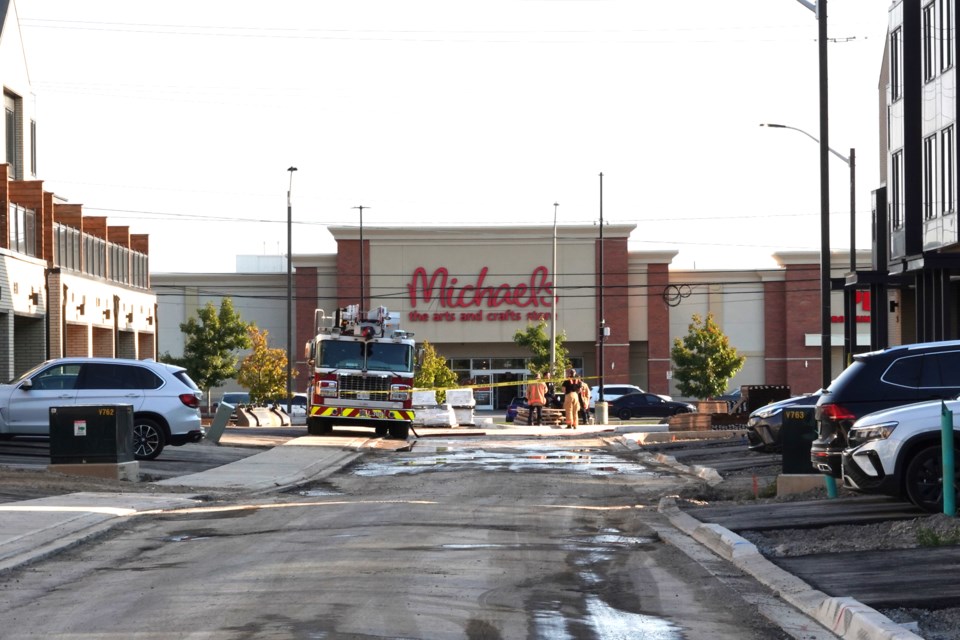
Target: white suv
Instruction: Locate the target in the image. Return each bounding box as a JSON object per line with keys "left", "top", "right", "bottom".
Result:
{"left": 841, "top": 395, "right": 960, "bottom": 512}
{"left": 0, "top": 357, "right": 203, "bottom": 460}
{"left": 590, "top": 384, "right": 672, "bottom": 405}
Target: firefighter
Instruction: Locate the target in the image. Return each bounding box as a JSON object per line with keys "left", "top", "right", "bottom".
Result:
{"left": 562, "top": 369, "right": 582, "bottom": 429}
{"left": 525, "top": 372, "right": 548, "bottom": 426}
{"left": 579, "top": 380, "right": 591, "bottom": 425}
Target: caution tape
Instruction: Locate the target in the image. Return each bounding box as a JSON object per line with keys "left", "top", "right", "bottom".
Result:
{"left": 414, "top": 374, "right": 610, "bottom": 393}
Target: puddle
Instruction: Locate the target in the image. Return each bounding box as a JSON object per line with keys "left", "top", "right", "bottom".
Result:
{"left": 584, "top": 594, "right": 682, "bottom": 639}
{"left": 297, "top": 489, "right": 341, "bottom": 497}
{"left": 531, "top": 596, "right": 682, "bottom": 640}
{"left": 166, "top": 534, "right": 211, "bottom": 542}
{"left": 352, "top": 447, "right": 656, "bottom": 477}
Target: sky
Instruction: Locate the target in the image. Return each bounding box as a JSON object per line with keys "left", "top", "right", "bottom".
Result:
{"left": 14, "top": 0, "right": 891, "bottom": 274}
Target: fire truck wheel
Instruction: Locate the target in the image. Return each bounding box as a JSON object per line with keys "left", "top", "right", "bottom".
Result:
{"left": 375, "top": 425, "right": 388, "bottom": 437}
{"left": 388, "top": 423, "right": 410, "bottom": 439}
{"left": 307, "top": 418, "right": 332, "bottom": 436}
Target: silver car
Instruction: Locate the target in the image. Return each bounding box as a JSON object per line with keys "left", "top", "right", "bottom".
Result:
{"left": 0, "top": 357, "right": 203, "bottom": 460}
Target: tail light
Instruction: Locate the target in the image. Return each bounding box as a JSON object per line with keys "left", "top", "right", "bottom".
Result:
{"left": 818, "top": 403, "right": 857, "bottom": 423}
{"left": 179, "top": 393, "right": 200, "bottom": 409}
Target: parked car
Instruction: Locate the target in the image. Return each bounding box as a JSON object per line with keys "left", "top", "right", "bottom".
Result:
{"left": 590, "top": 384, "right": 671, "bottom": 405}
{"left": 0, "top": 357, "right": 203, "bottom": 460}
{"left": 609, "top": 392, "right": 695, "bottom": 420}
{"left": 719, "top": 387, "right": 742, "bottom": 412}
{"left": 746, "top": 391, "right": 821, "bottom": 453}
{"left": 812, "top": 341, "right": 960, "bottom": 478}
{"left": 505, "top": 396, "right": 527, "bottom": 422}
{"left": 270, "top": 393, "right": 307, "bottom": 416}
{"left": 841, "top": 395, "right": 960, "bottom": 512}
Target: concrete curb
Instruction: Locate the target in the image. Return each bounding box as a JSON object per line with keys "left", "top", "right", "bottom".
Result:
{"left": 658, "top": 497, "right": 923, "bottom": 640}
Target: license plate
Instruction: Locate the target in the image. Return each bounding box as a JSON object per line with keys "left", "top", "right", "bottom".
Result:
{"left": 357, "top": 391, "right": 370, "bottom": 400}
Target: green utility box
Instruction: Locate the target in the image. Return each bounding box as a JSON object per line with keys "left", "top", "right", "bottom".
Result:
{"left": 781, "top": 405, "right": 817, "bottom": 474}
{"left": 49, "top": 405, "right": 134, "bottom": 464}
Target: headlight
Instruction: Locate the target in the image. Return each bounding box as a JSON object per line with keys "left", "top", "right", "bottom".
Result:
{"left": 753, "top": 406, "right": 783, "bottom": 420}
{"left": 847, "top": 421, "right": 898, "bottom": 445}
{"left": 390, "top": 384, "right": 412, "bottom": 401}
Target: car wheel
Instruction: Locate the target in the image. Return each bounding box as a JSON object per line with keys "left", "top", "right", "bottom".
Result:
{"left": 133, "top": 418, "right": 165, "bottom": 460}
{"left": 307, "top": 418, "right": 333, "bottom": 436}
{"left": 388, "top": 423, "right": 410, "bottom": 439}
{"left": 617, "top": 408, "right": 632, "bottom": 421}
{"left": 904, "top": 445, "right": 960, "bottom": 513}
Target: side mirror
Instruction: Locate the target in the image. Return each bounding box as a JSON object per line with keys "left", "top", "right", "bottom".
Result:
{"left": 416, "top": 347, "right": 425, "bottom": 367}
{"left": 19, "top": 378, "right": 33, "bottom": 391}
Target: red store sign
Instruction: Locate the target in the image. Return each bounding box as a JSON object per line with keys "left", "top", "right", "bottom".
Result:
{"left": 406, "top": 266, "right": 554, "bottom": 323}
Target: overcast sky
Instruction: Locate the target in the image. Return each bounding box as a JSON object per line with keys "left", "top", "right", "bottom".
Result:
{"left": 15, "top": 0, "right": 889, "bottom": 273}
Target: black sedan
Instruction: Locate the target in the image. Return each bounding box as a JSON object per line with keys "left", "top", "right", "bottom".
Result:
{"left": 609, "top": 392, "right": 696, "bottom": 420}
{"left": 746, "top": 391, "right": 821, "bottom": 453}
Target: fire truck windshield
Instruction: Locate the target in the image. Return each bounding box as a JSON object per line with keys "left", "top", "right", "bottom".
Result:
{"left": 319, "top": 340, "right": 414, "bottom": 373}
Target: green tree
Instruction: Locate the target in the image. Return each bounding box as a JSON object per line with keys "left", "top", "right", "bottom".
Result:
{"left": 237, "top": 326, "right": 290, "bottom": 404}
{"left": 413, "top": 340, "right": 458, "bottom": 403}
{"left": 671, "top": 313, "right": 745, "bottom": 400}
{"left": 512, "top": 320, "right": 570, "bottom": 383}
{"left": 162, "top": 298, "right": 251, "bottom": 411}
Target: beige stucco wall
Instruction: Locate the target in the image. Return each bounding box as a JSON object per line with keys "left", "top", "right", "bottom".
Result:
{"left": 354, "top": 225, "right": 626, "bottom": 345}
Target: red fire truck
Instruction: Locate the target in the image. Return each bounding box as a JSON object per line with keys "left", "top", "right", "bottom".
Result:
{"left": 303, "top": 305, "right": 416, "bottom": 438}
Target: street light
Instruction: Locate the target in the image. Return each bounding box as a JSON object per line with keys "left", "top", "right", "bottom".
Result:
{"left": 550, "top": 202, "right": 558, "bottom": 379}
{"left": 760, "top": 122, "right": 857, "bottom": 369}
{"left": 286, "top": 166, "right": 297, "bottom": 414}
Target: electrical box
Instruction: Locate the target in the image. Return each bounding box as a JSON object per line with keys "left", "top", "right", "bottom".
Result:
{"left": 49, "top": 405, "right": 134, "bottom": 464}
{"left": 781, "top": 405, "right": 818, "bottom": 474}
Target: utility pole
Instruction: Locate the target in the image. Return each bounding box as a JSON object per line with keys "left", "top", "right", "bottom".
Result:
{"left": 353, "top": 205, "right": 369, "bottom": 312}
{"left": 550, "top": 202, "right": 558, "bottom": 378}
{"left": 286, "top": 166, "right": 297, "bottom": 414}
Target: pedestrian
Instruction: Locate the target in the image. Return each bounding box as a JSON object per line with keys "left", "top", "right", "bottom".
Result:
{"left": 525, "top": 372, "right": 548, "bottom": 426}
{"left": 562, "top": 369, "right": 581, "bottom": 429}
{"left": 579, "top": 380, "right": 591, "bottom": 425}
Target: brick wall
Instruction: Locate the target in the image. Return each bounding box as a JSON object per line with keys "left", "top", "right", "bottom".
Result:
{"left": 647, "top": 263, "right": 671, "bottom": 396}
{"left": 596, "top": 236, "right": 631, "bottom": 387}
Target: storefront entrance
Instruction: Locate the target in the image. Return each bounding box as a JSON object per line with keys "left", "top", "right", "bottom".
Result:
{"left": 471, "top": 370, "right": 528, "bottom": 411}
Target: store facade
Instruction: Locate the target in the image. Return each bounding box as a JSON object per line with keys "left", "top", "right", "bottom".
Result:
{"left": 157, "top": 226, "right": 888, "bottom": 407}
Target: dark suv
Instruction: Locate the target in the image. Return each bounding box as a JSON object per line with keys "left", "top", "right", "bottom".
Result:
{"left": 811, "top": 341, "right": 960, "bottom": 477}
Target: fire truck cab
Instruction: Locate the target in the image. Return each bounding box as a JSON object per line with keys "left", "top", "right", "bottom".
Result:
{"left": 304, "top": 305, "right": 416, "bottom": 439}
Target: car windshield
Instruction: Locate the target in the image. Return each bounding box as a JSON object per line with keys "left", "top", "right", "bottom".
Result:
{"left": 319, "top": 340, "right": 414, "bottom": 373}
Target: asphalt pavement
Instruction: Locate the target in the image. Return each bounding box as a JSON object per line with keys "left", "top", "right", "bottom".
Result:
{"left": 0, "top": 420, "right": 926, "bottom": 640}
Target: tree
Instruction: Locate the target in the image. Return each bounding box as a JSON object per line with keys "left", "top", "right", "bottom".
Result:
{"left": 162, "top": 298, "right": 251, "bottom": 411}
{"left": 413, "top": 340, "right": 458, "bottom": 403}
{"left": 671, "top": 313, "right": 745, "bottom": 400}
{"left": 512, "top": 320, "right": 570, "bottom": 382}
{"left": 237, "top": 326, "right": 290, "bottom": 404}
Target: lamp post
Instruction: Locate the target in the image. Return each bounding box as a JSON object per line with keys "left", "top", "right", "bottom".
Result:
{"left": 598, "top": 172, "right": 606, "bottom": 407}
{"left": 550, "top": 202, "right": 558, "bottom": 379}
{"left": 286, "top": 166, "right": 297, "bottom": 414}
{"left": 760, "top": 122, "right": 856, "bottom": 372}
{"left": 353, "top": 205, "right": 369, "bottom": 311}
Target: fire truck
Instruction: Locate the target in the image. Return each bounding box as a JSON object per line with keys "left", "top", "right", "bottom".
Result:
{"left": 303, "top": 305, "right": 417, "bottom": 438}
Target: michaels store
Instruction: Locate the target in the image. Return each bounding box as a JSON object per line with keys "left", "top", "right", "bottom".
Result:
{"left": 154, "top": 225, "right": 887, "bottom": 411}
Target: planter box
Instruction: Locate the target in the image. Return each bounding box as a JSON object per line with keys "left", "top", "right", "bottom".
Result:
{"left": 668, "top": 413, "right": 712, "bottom": 431}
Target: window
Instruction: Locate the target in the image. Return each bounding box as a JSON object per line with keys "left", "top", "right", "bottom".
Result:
{"left": 7, "top": 204, "right": 36, "bottom": 256}
{"left": 924, "top": 2, "right": 937, "bottom": 82}
{"left": 883, "top": 356, "right": 923, "bottom": 388}
{"left": 4, "top": 92, "right": 22, "bottom": 180}
{"left": 924, "top": 134, "right": 937, "bottom": 219}
{"left": 942, "top": 125, "right": 955, "bottom": 215}
{"left": 942, "top": 0, "right": 954, "bottom": 71}
{"left": 892, "top": 27, "right": 903, "bottom": 101}
{"left": 53, "top": 224, "right": 82, "bottom": 271}
{"left": 891, "top": 151, "right": 904, "bottom": 229}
